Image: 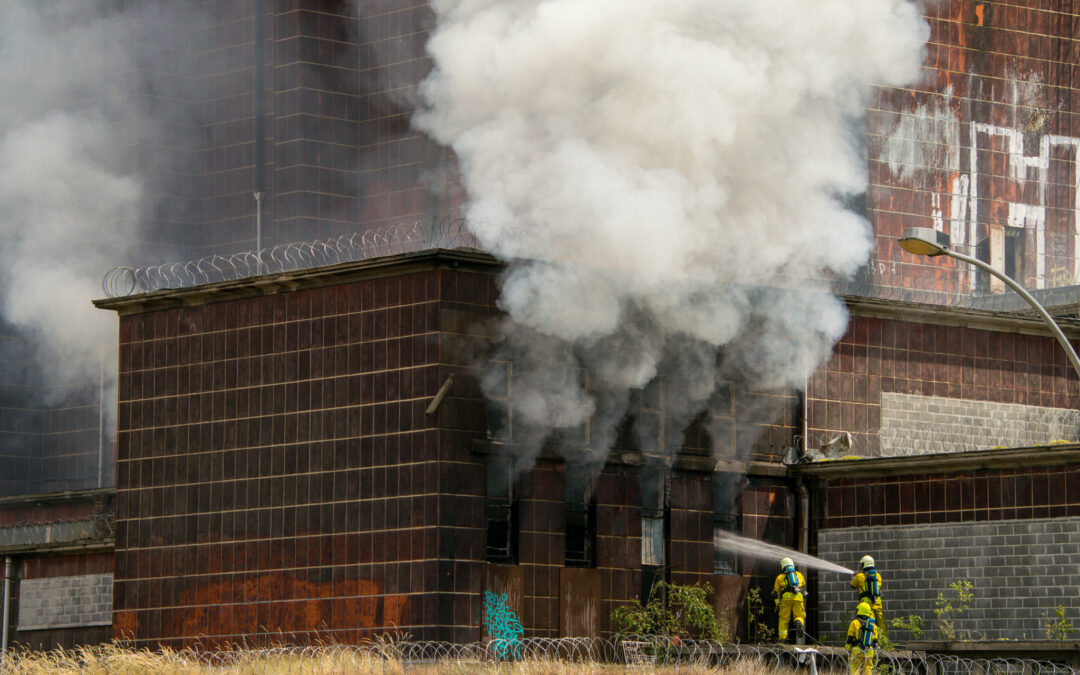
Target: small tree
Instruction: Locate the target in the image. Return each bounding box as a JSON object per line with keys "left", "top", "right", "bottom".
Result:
{"left": 610, "top": 581, "right": 728, "bottom": 640}
{"left": 1044, "top": 605, "right": 1076, "bottom": 640}
{"left": 891, "top": 614, "right": 924, "bottom": 640}
{"left": 934, "top": 579, "right": 974, "bottom": 640}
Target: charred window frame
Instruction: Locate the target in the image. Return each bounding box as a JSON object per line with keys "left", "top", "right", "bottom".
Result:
{"left": 485, "top": 453, "right": 519, "bottom": 564}
{"left": 564, "top": 470, "right": 597, "bottom": 567}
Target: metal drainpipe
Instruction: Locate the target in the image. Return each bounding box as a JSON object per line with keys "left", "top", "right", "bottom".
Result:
{"left": 798, "top": 375, "right": 811, "bottom": 555}
{"left": 2, "top": 556, "right": 12, "bottom": 667}
{"left": 97, "top": 337, "right": 106, "bottom": 488}
{"left": 796, "top": 380, "right": 811, "bottom": 647}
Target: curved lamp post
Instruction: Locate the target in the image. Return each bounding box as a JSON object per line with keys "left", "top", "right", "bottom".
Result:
{"left": 898, "top": 227, "right": 1080, "bottom": 380}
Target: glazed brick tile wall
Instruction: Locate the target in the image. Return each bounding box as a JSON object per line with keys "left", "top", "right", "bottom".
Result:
{"left": 865, "top": 2, "right": 1080, "bottom": 301}
{"left": 818, "top": 519, "right": 1080, "bottom": 641}
{"left": 808, "top": 315, "right": 1080, "bottom": 455}
{"left": 822, "top": 465, "right": 1080, "bottom": 529}
{"left": 594, "top": 465, "right": 642, "bottom": 633}
{"left": 669, "top": 472, "right": 714, "bottom": 586}
{"left": 114, "top": 270, "right": 450, "bottom": 647}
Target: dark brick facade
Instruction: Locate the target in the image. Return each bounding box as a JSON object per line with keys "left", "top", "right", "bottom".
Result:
{"left": 98, "top": 252, "right": 806, "bottom": 647}
{"left": 823, "top": 464, "right": 1080, "bottom": 529}
{"left": 808, "top": 310, "right": 1080, "bottom": 454}
{"left": 866, "top": 2, "right": 1080, "bottom": 301}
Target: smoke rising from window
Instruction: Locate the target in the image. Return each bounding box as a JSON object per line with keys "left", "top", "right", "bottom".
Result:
{"left": 417, "top": 0, "right": 929, "bottom": 467}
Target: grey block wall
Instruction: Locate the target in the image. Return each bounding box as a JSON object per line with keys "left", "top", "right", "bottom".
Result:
{"left": 818, "top": 518, "right": 1080, "bottom": 642}
{"left": 17, "top": 574, "right": 113, "bottom": 630}
{"left": 879, "top": 393, "right": 1080, "bottom": 456}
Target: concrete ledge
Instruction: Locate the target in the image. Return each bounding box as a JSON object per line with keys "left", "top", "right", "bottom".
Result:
{"left": 791, "top": 444, "right": 1080, "bottom": 479}
{"left": 907, "top": 641, "right": 1080, "bottom": 666}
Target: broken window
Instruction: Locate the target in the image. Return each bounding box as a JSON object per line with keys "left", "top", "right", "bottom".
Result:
{"left": 640, "top": 462, "right": 668, "bottom": 602}
{"left": 485, "top": 454, "right": 518, "bottom": 564}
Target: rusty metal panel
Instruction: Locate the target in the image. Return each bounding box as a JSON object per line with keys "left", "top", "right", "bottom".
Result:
{"left": 482, "top": 563, "right": 525, "bottom": 639}
{"left": 712, "top": 574, "right": 749, "bottom": 641}
{"left": 559, "top": 567, "right": 601, "bottom": 637}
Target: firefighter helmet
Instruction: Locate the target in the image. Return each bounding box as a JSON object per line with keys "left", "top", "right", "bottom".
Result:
{"left": 860, "top": 555, "right": 875, "bottom": 570}
{"left": 780, "top": 557, "right": 795, "bottom": 571}
{"left": 856, "top": 601, "right": 873, "bottom": 618}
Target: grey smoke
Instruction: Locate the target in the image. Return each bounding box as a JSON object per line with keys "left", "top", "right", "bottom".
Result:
{"left": 418, "top": 0, "right": 928, "bottom": 467}
{"left": 0, "top": 2, "right": 202, "bottom": 429}
{"left": 0, "top": 3, "right": 138, "bottom": 410}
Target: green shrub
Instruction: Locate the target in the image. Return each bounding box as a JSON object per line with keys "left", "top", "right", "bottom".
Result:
{"left": 610, "top": 580, "right": 728, "bottom": 640}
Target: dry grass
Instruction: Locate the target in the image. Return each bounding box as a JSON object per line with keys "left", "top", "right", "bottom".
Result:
{"left": 0, "top": 643, "right": 800, "bottom": 674}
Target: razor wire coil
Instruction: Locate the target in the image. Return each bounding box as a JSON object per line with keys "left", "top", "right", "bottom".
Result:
{"left": 102, "top": 220, "right": 480, "bottom": 298}
{"left": 16, "top": 638, "right": 1070, "bottom": 674}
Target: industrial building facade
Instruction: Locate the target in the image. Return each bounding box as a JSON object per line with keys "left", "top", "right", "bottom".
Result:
{"left": 5, "top": 0, "right": 1080, "bottom": 652}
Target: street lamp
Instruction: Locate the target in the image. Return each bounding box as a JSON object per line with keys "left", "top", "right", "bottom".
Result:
{"left": 898, "top": 227, "right": 1080, "bottom": 380}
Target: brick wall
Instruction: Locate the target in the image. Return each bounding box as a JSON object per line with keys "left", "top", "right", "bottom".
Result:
{"left": 113, "top": 266, "right": 458, "bottom": 647}
{"left": 818, "top": 518, "right": 1080, "bottom": 642}
{"left": 808, "top": 315, "right": 1080, "bottom": 456}
{"left": 821, "top": 464, "right": 1080, "bottom": 529}
{"left": 10, "top": 551, "right": 114, "bottom": 650}
{"left": 17, "top": 574, "right": 113, "bottom": 630}
{"left": 880, "top": 392, "right": 1080, "bottom": 455}
{"left": 864, "top": 2, "right": 1080, "bottom": 302}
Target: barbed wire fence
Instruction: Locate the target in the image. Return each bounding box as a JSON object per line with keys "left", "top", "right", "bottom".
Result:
{"left": 101, "top": 220, "right": 481, "bottom": 298}
{"left": 0, "top": 512, "right": 114, "bottom": 548}
{"left": 6, "top": 638, "right": 1076, "bottom": 674}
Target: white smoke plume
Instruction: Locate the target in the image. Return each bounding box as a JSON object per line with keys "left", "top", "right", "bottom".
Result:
{"left": 0, "top": 2, "right": 141, "bottom": 409}
{"left": 418, "top": 0, "right": 928, "bottom": 467}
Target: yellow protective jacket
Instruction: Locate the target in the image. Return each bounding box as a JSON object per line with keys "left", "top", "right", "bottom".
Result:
{"left": 850, "top": 569, "right": 883, "bottom": 602}
{"left": 773, "top": 569, "right": 806, "bottom": 601}
{"left": 845, "top": 616, "right": 878, "bottom": 651}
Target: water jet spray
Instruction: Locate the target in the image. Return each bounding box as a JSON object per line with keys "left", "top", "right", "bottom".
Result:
{"left": 715, "top": 532, "right": 853, "bottom": 576}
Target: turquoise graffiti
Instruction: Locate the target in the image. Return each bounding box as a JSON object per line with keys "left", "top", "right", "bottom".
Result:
{"left": 483, "top": 591, "right": 524, "bottom": 659}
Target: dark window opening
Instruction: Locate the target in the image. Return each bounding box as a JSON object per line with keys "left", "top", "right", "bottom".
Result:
{"left": 485, "top": 455, "right": 518, "bottom": 564}
{"left": 976, "top": 226, "right": 1025, "bottom": 292}
{"left": 564, "top": 474, "right": 597, "bottom": 568}
{"left": 712, "top": 471, "right": 743, "bottom": 575}
{"left": 639, "top": 463, "right": 669, "bottom": 603}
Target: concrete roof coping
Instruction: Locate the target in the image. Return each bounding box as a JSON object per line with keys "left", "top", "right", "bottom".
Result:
{"left": 790, "top": 443, "right": 1080, "bottom": 479}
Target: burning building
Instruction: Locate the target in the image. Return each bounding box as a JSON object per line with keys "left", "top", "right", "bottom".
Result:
{"left": 2, "top": 0, "right": 1080, "bottom": 655}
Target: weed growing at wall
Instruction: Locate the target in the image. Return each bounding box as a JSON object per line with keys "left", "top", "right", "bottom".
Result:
{"left": 746, "top": 585, "right": 775, "bottom": 643}
{"left": 1044, "top": 605, "right": 1077, "bottom": 640}
{"left": 890, "top": 614, "right": 924, "bottom": 640}
{"left": 933, "top": 579, "right": 974, "bottom": 640}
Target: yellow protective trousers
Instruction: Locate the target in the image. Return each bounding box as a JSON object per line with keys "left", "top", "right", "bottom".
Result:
{"left": 777, "top": 595, "right": 805, "bottom": 640}
{"left": 849, "top": 647, "right": 874, "bottom": 675}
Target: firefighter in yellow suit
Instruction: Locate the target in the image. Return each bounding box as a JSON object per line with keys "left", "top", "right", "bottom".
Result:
{"left": 845, "top": 601, "right": 879, "bottom": 675}
{"left": 850, "top": 555, "right": 887, "bottom": 641}
{"left": 772, "top": 557, "right": 806, "bottom": 642}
